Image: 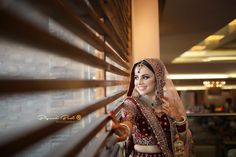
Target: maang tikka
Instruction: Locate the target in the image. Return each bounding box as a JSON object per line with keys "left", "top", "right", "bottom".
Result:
{"left": 137, "top": 61, "right": 145, "bottom": 73}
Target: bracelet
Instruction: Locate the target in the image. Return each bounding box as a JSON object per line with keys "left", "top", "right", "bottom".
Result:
{"left": 120, "top": 123, "right": 131, "bottom": 136}
{"left": 175, "top": 116, "right": 187, "bottom": 126}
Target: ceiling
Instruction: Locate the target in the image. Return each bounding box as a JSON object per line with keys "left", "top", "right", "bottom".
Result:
{"left": 159, "top": 0, "right": 236, "bottom": 89}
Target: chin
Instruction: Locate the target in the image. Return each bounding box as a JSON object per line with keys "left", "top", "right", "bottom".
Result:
{"left": 138, "top": 90, "right": 156, "bottom": 98}
{"left": 138, "top": 91, "right": 147, "bottom": 96}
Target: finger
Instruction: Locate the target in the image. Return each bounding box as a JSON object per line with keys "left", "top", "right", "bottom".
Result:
{"left": 162, "top": 102, "right": 170, "bottom": 108}
{"left": 116, "top": 131, "right": 129, "bottom": 142}
{"left": 162, "top": 96, "right": 169, "bottom": 101}
{"left": 161, "top": 98, "right": 169, "bottom": 105}
{"left": 112, "top": 124, "right": 124, "bottom": 136}
{"left": 112, "top": 123, "right": 123, "bottom": 130}
{"left": 109, "top": 111, "right": 118, "bottom": 124}
{"left": 161, "top": 108, "right": 169, "bottom": 115}
{"left": 111, "top": 122, "right": 118, "bottom": 129}
{"left": 161, "top": 106, "right": 170, "bottom": 113}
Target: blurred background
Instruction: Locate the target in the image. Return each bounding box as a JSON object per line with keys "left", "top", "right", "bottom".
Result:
{"left": 159, "top": 1, "right": 236, "bottom": 156}
{"left": 0, "top": 0, "right": 236, "bottom": 157}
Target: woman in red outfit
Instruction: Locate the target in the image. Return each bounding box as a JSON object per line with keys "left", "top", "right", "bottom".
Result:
{"left": 112, "top": 58, "right": 192, "bottom": 157}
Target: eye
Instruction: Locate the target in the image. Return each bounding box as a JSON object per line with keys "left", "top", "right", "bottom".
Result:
{"left": 134, "top": 75, "right": 138, "bottom": 80}
{"left": 142, "top": 75, "right": 150, "bottom": 80}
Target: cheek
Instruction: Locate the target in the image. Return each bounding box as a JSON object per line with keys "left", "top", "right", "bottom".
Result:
{"left": 147, "top": 80, "right": 156, "bottom": 92}
{"left": 148, "top": 79, "right": 156, "bottom": 87}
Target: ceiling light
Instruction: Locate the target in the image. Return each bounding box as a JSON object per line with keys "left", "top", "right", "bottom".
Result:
{"left": 176, "top": 86, "right": 205, "bottom": 91}
{"left": 176, "top": 85, "right": 236, "bottom": 91}
{"left": 169, "top": 74, "right": 228, "bottom": 80}
{"left": 228, "top": 19, "right": 236, "bottom": 33}
{"left": 172, "top": 57, "right": 205, "bottom": 63}
{"left": 228, "top": 73, "right": 236, "bottom": 78}
{"left": 203, "top": 81, "right": 226, "bottom": 88}
{"left": 181, "top": 50, "right": 206, "bottom": 57}
{"left": 204, "top": 35, "right": 224, "bottom": 43}
{"left": 190, "top": 45, "right": 205, "bottom": 51}
{"left": 224, "top": 85, "right": 236, "bottom": 89}
{"left": 202, "top": 58, "right": 211, "bottom": 62}
{"left": 206, "top": 56, "right": 236, "bottom": 61}
{"left": 228, "top": 19, "right": 236, "bottom": 27}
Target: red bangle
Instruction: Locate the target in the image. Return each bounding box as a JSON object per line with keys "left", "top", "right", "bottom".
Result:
{"left": 175, "top": 116, "right": 186, "bottom": 125}
{"left": 120, "top": 123, "right": 131, "bottom": 136}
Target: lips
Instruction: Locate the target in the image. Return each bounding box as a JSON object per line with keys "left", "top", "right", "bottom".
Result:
{"left": 138, "top": 86, "right": 146, "bottom": 91}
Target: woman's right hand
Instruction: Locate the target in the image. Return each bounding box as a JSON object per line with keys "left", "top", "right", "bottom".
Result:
{"left": 112, "top": 122, "right": 129, "bottom": 142}
{"left": 109, "top": 111, "right": 131, "bottom": 142}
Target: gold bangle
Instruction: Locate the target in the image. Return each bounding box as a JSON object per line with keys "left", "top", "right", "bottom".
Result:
{"left": 120, "top": 123, "right": 131, "bottom": 136}
{"left": 175, "top": 116, "right": 186, "bottom": 125}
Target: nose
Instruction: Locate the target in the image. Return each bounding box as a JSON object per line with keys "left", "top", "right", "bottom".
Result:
{"left": 137, "top": 78, "right": 143, "bottom": 85}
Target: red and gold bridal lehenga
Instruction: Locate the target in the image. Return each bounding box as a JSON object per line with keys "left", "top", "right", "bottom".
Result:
{"left": 122, "top": 58, "right": 192, "bottom": 157}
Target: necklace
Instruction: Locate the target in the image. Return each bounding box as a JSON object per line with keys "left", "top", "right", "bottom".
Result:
{"left": 139, "top": 95, "right": 163, "bottom": 117}
{"left": 139, "top": 95, "right": 162, "bottom": 109}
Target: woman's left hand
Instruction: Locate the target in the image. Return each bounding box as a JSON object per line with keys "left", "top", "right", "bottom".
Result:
{"left": 161, "top": 97, "right": 182, "bottom": 121}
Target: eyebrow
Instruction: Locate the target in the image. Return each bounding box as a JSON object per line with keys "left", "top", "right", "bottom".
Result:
{"left": 134, "top": 74, "right": 151, "bottom": 77}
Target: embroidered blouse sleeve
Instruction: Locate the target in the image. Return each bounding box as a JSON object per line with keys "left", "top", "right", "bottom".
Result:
{"left": 176, "top": 123, "right": 187, "bottom": 133}
{"left": 121, "top": 98, "right": 137, "bottom": 124}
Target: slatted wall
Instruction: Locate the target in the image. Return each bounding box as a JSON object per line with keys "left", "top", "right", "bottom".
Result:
{"left": 0, "top": 0, "right": 131, "bottom": 156}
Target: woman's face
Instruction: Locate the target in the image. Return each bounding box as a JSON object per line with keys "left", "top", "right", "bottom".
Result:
{"left": 134, "top": 64, "right": 156, "bottom": 97}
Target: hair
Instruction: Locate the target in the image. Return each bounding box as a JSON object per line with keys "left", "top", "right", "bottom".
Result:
{"left": 134, "top": 60, "right": 154, "bottom": 74}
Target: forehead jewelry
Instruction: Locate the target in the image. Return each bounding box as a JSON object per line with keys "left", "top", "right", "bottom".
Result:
{"left": 137, "top": 61, "right": 144, "bottom": 73}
